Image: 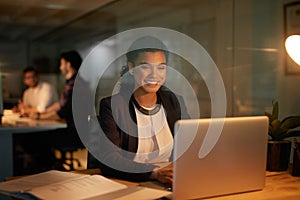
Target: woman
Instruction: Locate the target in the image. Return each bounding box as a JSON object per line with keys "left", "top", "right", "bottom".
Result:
{"left": 88, "top": 36, "right": 189, "bottom": 186}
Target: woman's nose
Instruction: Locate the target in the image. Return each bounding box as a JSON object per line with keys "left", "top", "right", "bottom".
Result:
{"left": 149, "top": 66, "right": 158, "bottom": 77}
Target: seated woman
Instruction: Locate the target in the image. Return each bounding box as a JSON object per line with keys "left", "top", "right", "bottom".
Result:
{"left": 88, "top": 36, "right": 190, "bottom": 186}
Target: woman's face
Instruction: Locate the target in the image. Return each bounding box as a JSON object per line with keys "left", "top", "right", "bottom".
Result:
{"left": 128, "top": 51, "right": 167, "bottom": 94}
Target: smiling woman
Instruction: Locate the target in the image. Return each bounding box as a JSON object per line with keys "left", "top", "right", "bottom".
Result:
{"left": 129, "top": 51, "right": 167, "bottom": 106}
{"left": 87, "top": 36, "right": 190, "bottom": 186}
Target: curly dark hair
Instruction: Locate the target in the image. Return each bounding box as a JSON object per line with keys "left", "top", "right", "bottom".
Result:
{"left": 126, "top": 36, "right": 168, "bottom": 64}
{"left": 23, "top": 66, "right": 38, "bottom": 75}
{"left": 119, "top": 36, "right": 168, "bottom": 93}
{"left": 60, "top": 50, "right": 82, "bottom": 71}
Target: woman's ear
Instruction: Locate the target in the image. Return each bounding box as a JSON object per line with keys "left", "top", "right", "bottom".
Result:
{"left": 127, "top": 62, "right": 134, "bottom": 75}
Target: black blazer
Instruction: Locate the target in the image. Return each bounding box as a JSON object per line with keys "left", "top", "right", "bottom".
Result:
{"left": 88, "top": 86, "right": 189, "bottom": 182}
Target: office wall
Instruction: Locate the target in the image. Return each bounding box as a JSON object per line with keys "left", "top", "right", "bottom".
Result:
{"left": 0, "top": 41, "right": 27, "bottom": 101}
{"left": 279, "top": 0, "right": 300, "bottom": 117}
{"left": 57, "top": 0, "right": 232, "bottom": 117}
{"left": 1, "top": 0, "right": 299, "bottom": 118}
{"left": 0, "top": 41, "right": 61, "bottom": 107}
{"left": 66, "top": 0, "right": 300, "bottom": 119}
{"left": 233, "top": 0, "right": 300, "bottom": 118}
{"left": 233, "top": 0, "right": 279, "bottom": 115}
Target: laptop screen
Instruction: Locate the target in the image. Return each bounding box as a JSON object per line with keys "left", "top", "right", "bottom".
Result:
{"left": 172, "top": 116, "right": 268, "bottom": 200}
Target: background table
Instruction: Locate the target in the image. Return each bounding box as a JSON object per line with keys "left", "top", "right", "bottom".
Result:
{"left": 0, "top": 110, "right": 66, "bottom": 181}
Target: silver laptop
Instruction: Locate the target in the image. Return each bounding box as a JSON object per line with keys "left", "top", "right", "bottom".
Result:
{"left": 172, "top": 116, "right": 268, "bottom": 200}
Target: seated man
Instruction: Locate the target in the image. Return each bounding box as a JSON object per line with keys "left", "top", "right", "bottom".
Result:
{"left": 30, "top": 50, "right": 82, "bottom": 126}
{"left": 14, "top": 50, "right": 90, "bottom": 174}
{"left": 14, "top": 67, "right": 58, "bottom": 116}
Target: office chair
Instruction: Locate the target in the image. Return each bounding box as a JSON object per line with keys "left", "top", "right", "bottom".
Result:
{"left": 51, "top": 128, "right": 85, "bottom": 171}
{"left": 53, "top": 146, "right": 82, "bottom": 171}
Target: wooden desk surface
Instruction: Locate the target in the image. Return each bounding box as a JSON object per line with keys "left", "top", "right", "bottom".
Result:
{"left": 78, "top": 169, "right": 300, "bottom": 200}
{"left": 137, "top": 170, "right": 300, "bottom": 200}
{"left": 2, "top": 169, "right": 300, "bottom": 200}
{"left": 207, "top": 170, "right": 300, "bottom": 200}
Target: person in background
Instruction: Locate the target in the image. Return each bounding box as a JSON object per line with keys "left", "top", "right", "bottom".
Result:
{"left": 29, "top": 49, "right": 85, "bottom": 165}
{"left": 88, "top": 36, "right": 190, "bottom": 186}
{"left": 14, "top": 50, "right": 86, "bottom": 175}
{"left": 14, "top": 67, "right": 58, "bottom": 116}
{"left": 30, "top": 50, "right": 82, "bottom": 127}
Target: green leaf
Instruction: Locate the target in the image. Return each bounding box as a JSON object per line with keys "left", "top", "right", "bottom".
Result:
{"left": 272, "top": 127, "right": 288, "bottom": 140}
{"left": 281, "top": 116, "right": 300, "bottom": 129}
{"left": 276, "top": 130, "right": 300, "bottom": 140}
{"left": 264, "top": 111, "right": 272, "bottom": 121}
{"left": 271, "top": 101, "right": 279, "bottom": 121}
{"left": 266, "top": 101, "right": 300, "bottom": 140}
{"left": 271, "top": 119, "right": 280, "bottom": 130}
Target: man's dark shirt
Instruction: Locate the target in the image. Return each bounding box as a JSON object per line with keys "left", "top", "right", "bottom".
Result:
{"left": 57, "top": 74, "right": 76, "bottom": 127}
{"left": 56, "top": 73, "right": 92, "bottom": 148}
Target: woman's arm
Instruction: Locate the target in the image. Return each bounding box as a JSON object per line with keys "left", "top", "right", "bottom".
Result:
{"left": 89, "top": 96, "right": 156, "bottom": 182}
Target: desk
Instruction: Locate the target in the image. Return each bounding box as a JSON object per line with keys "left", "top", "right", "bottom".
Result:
{"left": 0, "top": 169, "right": 299, "bottom": 200}
{"left": 135, "top": 170, "right": 300, "bottom": 200}
{"left": 205, "top": 170, "right": 300, "bottom": 200}
{"left": 0, "top": 110, "right": 66, "bottom": 181}
{"left": 140, "top": 170, "right": 300, "bottom": 200}
{"left": 74, "top": 168, "right": 300, "bottom": 199}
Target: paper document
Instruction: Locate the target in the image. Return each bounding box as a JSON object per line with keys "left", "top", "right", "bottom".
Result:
{"left": 31, "top": 175, "right": 127, "bottom": 200}
{"left": 0, "top": 170, "right": 127, "bottom": 200}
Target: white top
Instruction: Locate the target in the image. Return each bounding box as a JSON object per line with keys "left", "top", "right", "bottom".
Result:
{"left": 23, "top": 82, "right": 58, "bottom": 112}
{"left": 133, "top": 105, "right": 173, "bottom": 165}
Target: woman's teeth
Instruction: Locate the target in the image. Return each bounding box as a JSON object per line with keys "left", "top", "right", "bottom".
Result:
{"left": 145, "top": 80, "right": 157, "bottom": 84}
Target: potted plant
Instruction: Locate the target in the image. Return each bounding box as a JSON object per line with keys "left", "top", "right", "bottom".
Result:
{"left": 265, "top": 101, "right": 300, "bottom": 171}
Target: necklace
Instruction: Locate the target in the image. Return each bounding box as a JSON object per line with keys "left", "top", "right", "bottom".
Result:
{"left": 131, "top": 95, "right": 161, "bottom": 115}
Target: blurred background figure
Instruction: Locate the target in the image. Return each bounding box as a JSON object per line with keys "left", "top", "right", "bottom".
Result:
{"left": 13, "top": 50, "right": 90, "bottom": 175}
{"left": 13, "top": 66, "right": 58, "bottom": 116}
{"left": 30, "top": 50, "right": 82, "bottom": 124}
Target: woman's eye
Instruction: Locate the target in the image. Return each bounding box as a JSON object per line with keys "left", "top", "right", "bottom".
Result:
{"left": 140, "top": 64, "right": 151, "bottom": 69}
{"left": 158, "top": 65, "right": 166, "bottom": 70}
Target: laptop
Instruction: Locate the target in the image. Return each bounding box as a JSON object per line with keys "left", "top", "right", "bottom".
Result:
{"left": 172, "top": 116, "right": 268, "bottom": 200}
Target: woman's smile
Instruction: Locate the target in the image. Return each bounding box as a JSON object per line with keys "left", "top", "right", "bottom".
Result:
{"left": 129, "top": 51, "right": 167, "bottom": 94}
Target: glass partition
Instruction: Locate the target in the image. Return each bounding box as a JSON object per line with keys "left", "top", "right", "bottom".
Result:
{"left": 28, "top": 0, "right": 299, "bottom": 118}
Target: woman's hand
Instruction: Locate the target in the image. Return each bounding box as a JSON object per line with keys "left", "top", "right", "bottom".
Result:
{"left": 150, "top": 163, "right": 173, "bottom": 186}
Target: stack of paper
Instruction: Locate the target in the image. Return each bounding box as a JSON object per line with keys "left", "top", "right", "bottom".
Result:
{"left": 0, "top": 170, "right": 171, "bottom": 200}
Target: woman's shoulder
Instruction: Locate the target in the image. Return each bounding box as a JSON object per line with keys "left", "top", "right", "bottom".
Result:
{"left": 100, "top": 95, "right": 112, "bottom": 102}
{"left": 158, "top": 86, "right": 187, "bottom": 109}
{"left": 159, "top": 86, "right": 182, "bottom": 99}
{"left": 100, "top": 93, "right": 128, "bottom": 106}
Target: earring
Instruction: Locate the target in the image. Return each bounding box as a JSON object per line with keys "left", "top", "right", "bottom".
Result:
{"left": 129, "top": 68, "right": 134, "bottom": 75}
